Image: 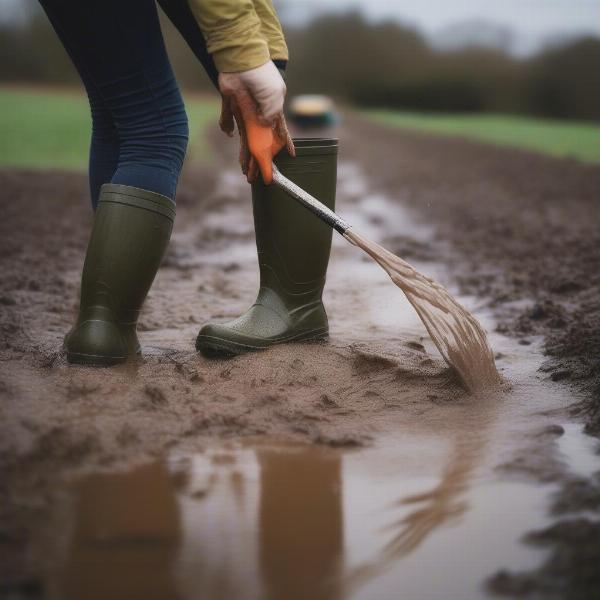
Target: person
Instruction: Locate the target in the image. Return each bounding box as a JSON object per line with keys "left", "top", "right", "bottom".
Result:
{"left": 38, "top": 0, "right": 337, "bottom": 365}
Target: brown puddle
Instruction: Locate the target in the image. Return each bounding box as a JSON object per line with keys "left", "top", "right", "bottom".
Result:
{"left": 41, "top": 417, "right": 598, "bottom": 600}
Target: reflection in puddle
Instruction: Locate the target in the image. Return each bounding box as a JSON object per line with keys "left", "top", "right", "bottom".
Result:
{"left": 256, "top": 447, "right": 343, "bottom": 600}
{"left": 60, "top": 463, "right": 181, "bottom": 600}
{"left": 46, "top": 424, "right": 598, "bottom": 600}
{"left": 345, "top": 436, "right": 479, "bottom": 591}
{"left": 171, "top": 444, "right": 343, "bottom": 600}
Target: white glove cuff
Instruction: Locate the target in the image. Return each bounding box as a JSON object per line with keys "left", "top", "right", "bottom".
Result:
{"left": 237, "top": 60, "right": 286, "bottom": 123}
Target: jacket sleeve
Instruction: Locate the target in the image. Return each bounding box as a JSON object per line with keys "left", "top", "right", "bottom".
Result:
{"left": 187, "top": 0, "right": 288, "bottom": 73}
{"left": 252, "top": 0, "right": 288, "bottom": 62}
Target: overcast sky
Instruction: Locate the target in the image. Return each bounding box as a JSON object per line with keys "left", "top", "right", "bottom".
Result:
{"left": 2, "top": 0, "right": 600, "bottom": 53}
{"left": 279, "top": 0, "right": 600, "bottom": 52}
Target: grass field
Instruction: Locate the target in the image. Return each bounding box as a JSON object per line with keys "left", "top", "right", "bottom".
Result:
{"left": 3, "top": 88, "right": 600, "bottom": 169}
{"left": 0, "top": 87, "right": 219, "bottom": 170}
{"left": 363, "top": 110, "right": 600, "bottom": 164}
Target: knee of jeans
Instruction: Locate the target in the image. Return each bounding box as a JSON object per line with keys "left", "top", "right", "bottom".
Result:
{"left": 90, "top": 103, "right": 118, "bottom": 143}
{"left": 174, "top": 107, "right": 189, "bottom": 166}
{"left": 120, "top": 100, "right": 189, "bottom": 178}
{"left": 165, "top": 105, "right": 188, "bottom": 181}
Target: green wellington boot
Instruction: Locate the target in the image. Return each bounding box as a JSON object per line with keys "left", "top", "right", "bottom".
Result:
{"left": 197, "top": 138, "right": 338, "bottom": 357}
{"left": 65, "top": 184, "right": 175, "bottom": 366}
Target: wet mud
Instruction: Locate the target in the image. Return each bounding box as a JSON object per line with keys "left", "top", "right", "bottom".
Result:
{"left": 344, "top": 115, "right": 600, "bottom": 430}
{"left": 342, "top": 117, "right": 600, "bottom": 599}
{"left": 1, "top": 122, "right": 600, "bottom": 599}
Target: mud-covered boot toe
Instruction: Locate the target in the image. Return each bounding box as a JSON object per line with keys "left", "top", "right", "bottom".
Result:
{"left": 197, "top": 298, "right": 329, "bottom": 358}
{"left": 196, "top": 307, "right": 283, "bottom": 358}
{"left": 196, "top": 323, "right": 259, "bottom": 357}
{"left": 65, "top": 319, "right": 127, "bottom": 366}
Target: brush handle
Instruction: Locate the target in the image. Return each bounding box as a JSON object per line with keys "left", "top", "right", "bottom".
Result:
{"left": 271, "top": 165, "right": 350, "bottom": 234}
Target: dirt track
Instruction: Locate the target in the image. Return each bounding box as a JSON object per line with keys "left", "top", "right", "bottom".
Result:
{"left": 1, "top": 118, "right": 600, "bottom": 598}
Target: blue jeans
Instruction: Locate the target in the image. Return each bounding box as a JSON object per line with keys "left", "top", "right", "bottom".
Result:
{"left": 38, "top": 0, "right": 218, "bottom": 208}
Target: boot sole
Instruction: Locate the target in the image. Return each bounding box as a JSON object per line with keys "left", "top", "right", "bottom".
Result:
{"left": 196, "top": 328, "right": 329, "bottom": 359}
{"left": 66, "top": 347, "right": 141, "bottom": 367}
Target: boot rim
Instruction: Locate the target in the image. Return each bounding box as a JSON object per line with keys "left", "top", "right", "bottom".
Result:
{"left": 293, "top": 137, "right": 338, "bottom": 146}
{"left": 284, "top": 137, "right": 338, "bottom": 157}
{"left": 99, "top": 184, "right": 176, "bottom": 222}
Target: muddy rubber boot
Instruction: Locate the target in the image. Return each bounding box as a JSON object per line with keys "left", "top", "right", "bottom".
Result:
{"left": 196, "top": 138, "right": 338, "bottom": 357}
{"left": 65, "top": 184, "right": 175, "bottom": 366}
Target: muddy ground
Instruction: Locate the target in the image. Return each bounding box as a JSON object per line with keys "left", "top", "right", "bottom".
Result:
{"left": 343, "top": 116, "right": 600, "bottom": 599}
{"left": 1, "top": 118, "right": 600, "bottom": 599}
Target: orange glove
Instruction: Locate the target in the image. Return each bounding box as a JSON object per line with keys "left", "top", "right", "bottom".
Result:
{"left": 218, "top": 71, "right": 295, "bottom": 184}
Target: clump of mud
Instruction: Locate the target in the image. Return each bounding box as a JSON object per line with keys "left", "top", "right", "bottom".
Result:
{"left": 488, "top": 515, "right": 600, "bottom": 600}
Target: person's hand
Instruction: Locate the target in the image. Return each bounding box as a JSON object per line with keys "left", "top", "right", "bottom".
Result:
{"left": 218, "top": 61, "right": 295, "bottom": 184}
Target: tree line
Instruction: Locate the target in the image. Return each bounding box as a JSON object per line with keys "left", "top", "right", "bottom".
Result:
{"left": 2, "top": 9, "right": 599, "bottom": 120}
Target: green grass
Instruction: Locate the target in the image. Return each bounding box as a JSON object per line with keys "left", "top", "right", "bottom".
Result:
{"left": 0, "top": 87, "right": 218, "bottom": 170}
{"left": 185, "top": 93, "right": 220, "bottom": 161}
{"left": 6, "top": 87, "right": 597, "bottom": 169}
{"left": 363, "top": 110, "right": 600, "bottom": 164}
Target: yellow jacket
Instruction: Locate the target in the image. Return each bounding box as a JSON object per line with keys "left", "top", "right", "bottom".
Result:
{"left": 187, "top": 0, "right": 288, "bottom": 73}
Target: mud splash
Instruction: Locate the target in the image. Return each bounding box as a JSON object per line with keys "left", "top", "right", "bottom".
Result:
{"left": 344, "top": 228, "right": 501, "bottom": 393}
{"left": 272, "top": 156, "right": 500, "bottom": 393}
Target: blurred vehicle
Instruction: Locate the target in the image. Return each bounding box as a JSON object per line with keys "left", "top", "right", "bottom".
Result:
{"left": 288, "top": 94, "right": 337, "bottom": 129}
